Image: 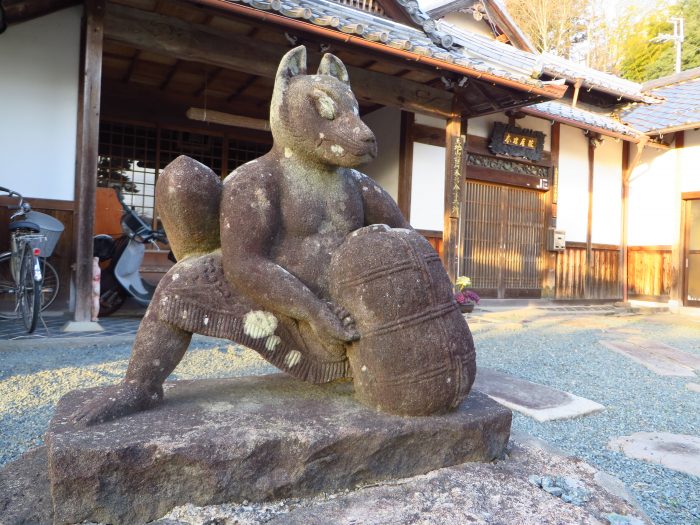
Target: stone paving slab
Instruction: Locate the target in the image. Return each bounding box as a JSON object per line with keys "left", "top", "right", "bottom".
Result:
{"left": 686, "top": 382, "right": 700, "bottom": 393}
{"left": 46, "top": 374, "right": 511, "bottom": 525}
{"left": 608, "top": 432, "right": 700, "bottom": 477}
{"left": 600, "top": 338, "right": 700, "bottom": 377}
{"left": 473, "top": 368, "right": 605, "bottom": 422}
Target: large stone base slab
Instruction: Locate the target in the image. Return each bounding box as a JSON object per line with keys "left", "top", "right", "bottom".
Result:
{"left": 46, "top": 374, "right": 511, "bottom": 525}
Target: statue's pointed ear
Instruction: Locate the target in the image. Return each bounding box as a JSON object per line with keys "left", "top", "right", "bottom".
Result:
{"left": 318, "top": 53, "right": 349, "bottom": 84}
{"left": 276, "top": 46, "right": 307, "bottom": 82}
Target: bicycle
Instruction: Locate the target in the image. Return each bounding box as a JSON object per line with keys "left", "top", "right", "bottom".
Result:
{"left": 0, "top": 187, "right": 63, "bottom": 333}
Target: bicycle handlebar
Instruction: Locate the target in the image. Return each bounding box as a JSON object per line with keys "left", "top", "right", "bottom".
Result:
{"left": 0, "top": 186, "right": 31, "bottom": 218}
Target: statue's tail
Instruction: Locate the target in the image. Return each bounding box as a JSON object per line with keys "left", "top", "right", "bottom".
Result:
{"left": 156, "top": 155, "right": 222, "bottom": 261}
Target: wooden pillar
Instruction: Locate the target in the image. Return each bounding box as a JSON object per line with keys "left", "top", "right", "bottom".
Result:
{"left": 543, "top": 122, "right": 560, "bottom": 298}
{"left": 443, "top": 108, "right": 466, "bottom": 282}
{"left": 670, "top": 131, "right": 685, "bottom": 306}
{"left": 73, "top": 0, "right": 105, "bottom": 324}
{"left": 585, "top": 135, "right": 595, "bottom": 299}
{"left": 397, "top": 111, "right": 414, "bottom": 221}
{"left": 621, "top": 136, "right": 649, "bottom": 304}
{"left": 621, "top": 141, "right": 630, "bottom": 302}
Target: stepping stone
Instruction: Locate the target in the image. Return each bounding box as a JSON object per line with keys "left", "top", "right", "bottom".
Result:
{"left": 46, "top": 374, "right": 511, "bottom": 525}
{"left": 608, "top": 432, "right": 700, "bottom": 477}
{"left": 473, "top": 368, "right": 604, "bottom": 422}
{"left": 600, "top": 339, "right": 700, "bottom": 377}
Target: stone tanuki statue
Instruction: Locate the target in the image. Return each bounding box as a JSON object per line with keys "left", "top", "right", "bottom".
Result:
{"left": 72, "top": 46, "right": 475, "bottom": 426}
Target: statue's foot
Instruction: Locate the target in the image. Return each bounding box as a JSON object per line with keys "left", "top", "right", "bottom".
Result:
{"left": 71, "top": 382, "right": 163, "bottom": 428}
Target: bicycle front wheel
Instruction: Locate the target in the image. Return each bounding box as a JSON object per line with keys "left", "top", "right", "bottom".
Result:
{"left": 0, "top": 252, "right": 17, "bottom": 319}
{"left": 19, "top": 245, "right": 41, "bottom": 333}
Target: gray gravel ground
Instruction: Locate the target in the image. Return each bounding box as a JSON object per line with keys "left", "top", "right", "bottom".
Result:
{"left": 1, "top": 309, "right": 699, "bottom": 524}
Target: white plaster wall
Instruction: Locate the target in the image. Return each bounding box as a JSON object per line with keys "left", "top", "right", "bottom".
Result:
{"left": 628, "top": 147, "right": 678, "bottom": 246}
{"left": 441, "top": 12, "right": 494, "bottom": 38}
{"left": 468, "top": 114, "right": 551, "bottom": 151}
{"left": 0, "top": 7, "right": 82, "bottom": 201}
{"left": 362, "top": 107, "right": 401, "bottom": 201}
{"left": 556, "top": 125, "right": 590, "bottom": 242}
{"left": 410, "top": 143, "right": 445, "bottom": 231}
{"left": 591, "top": 137, "right": 622, "bottom": 245}
{"left": 680, "top": 129, "right": 700, "bottom": 193}
{"left": 414, "top": 113, "right": 446, "bottom": 129}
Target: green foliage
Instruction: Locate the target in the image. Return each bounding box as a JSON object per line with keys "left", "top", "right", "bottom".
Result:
{"left": 619, "top": 0, "right": 700, "bottom": 81}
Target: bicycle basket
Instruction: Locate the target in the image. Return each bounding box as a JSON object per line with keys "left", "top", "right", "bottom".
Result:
{"left": 25, "top": 211, "right": 64, "bottom": 257}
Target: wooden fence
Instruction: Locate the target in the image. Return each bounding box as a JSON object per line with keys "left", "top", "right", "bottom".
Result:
{"left": 555, "top": 242, "right": 622, "bottom": 300}
{"left": 627, "top": 246, "right": 672, "bottom": 300}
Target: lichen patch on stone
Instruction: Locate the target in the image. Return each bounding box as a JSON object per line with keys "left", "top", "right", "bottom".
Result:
{"left": 265, "top": 335, "right": 281, "bottom": 352}
{"left": 285, "top": 350, "right": 302, "bottom": 367}
{"left": 331, "top": 144, "right": 345, "bottom": 156}
{"left": 243, "top": 310, "right": 279, "bottom": 339}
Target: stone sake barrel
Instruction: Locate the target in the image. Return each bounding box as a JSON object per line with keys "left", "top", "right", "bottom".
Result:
{"left": 329, "top": 225, "right": 476, "bottom": 416}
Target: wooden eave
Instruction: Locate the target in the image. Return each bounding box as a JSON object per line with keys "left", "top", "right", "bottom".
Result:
{"left": 98, "top": 0, "right": 566, "bottom": 130}
{"left": 1, "top": 0, "right": 80, "bottom": 25}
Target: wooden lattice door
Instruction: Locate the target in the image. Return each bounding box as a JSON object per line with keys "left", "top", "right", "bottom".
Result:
{"left": 462, "top": 181, "right": 546, "bottom": 298}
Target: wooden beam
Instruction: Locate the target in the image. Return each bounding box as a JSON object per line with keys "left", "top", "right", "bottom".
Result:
{"left": 621, "top": 141, "right": 630, "bottom": 303}
{"left": 443, "top": 106, "right": 467, "bottom": 281}
{"left": 585, "top": 136, "right": 596, "bottom": 299}
{"left": 73, "top": 0, "right": 105, "bottom": 323}
{"left": 397, "top": 111, "right": 414, "bottom": 221}
{"left": 621, "top": 135, "right": 648, "bottom": 303}
{"left": 103, "top": 3, "right": 455, "bottom": 117}
{"left": 671, "top": 131, "right": 685, "bottom": 306}
{"left": 543, "top": 122, "right": 559, "bottom": 298}
{"left": 2, "top": 0, "right": 79, "bottom": 24}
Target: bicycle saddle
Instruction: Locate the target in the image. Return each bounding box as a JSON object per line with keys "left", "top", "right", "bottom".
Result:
{"left": 9, "top": 220, "right": 40, "bottom": 232}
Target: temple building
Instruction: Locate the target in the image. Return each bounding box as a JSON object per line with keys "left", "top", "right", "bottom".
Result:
{"left": 0, "top": 0, "right": 698, "bottom": 325}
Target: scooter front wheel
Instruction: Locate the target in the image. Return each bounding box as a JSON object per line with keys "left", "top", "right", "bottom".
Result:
{"left": 99, "top": 286, "right": 127, "bottom": 317}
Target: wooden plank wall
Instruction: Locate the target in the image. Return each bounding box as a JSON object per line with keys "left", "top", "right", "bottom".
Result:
{"left": 0, "top": 197, "right": 75, "bottom": 310}
{"left": 627, "top": 246, "right": 672, "bottom": 300}
{"left": 555, "top": 242, "right": 622, "bottom": 299}
{"left": 417, "top": 230, "right": 444, "bottom": 260}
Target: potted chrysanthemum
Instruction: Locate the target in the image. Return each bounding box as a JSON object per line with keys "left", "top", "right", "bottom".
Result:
{"left": 454, "top": 276, "right": 480, "bottom": 313}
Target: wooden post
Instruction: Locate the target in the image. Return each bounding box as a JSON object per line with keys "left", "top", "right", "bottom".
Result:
{"left": 670, "top": 131, "right": 685, "bottom": 307}
{"left": 397, "top": 111, "right": 414, "bottom": 221}
{"left": 621, "top": 136, "right": 649, "bottom": 304}
{"left": 543, "top": 122, "right": 560, "bottom": 298}
{"left": 621, "top": 141, "right": 630, "bottom": 303}
{"left": 585, "top": 135, "right": 595, "bottom": 299}
{"left": 443, "top": 108, "right": 466, "bottom": 282}
{"left": 71, "top": 0, "right": 104, "bottom": 327}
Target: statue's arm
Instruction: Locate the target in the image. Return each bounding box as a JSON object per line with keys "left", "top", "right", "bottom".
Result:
{"left": 353, "top": 171, "right": 411, "bottom": 229}
{"left": 220, "top": 169, "right": 356, "bottom": 343}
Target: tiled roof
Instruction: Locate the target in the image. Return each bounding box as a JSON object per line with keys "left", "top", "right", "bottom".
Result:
{"left": 523, "top": 101, "right": 643, "bottom": 140}
{"left": 436, "top": 19, "right": 541, "bottom": 78}
{"left": 620, "top": 73, "right": 700, "bottom": 134}
{"left": 225, "top": 0, "right": 553, "bottom": 90}
{"left": 436, "top": 20, "right": 654, "bottom": 104}
{"left": 540, "top": 52, "right": 657, "bottom": 104}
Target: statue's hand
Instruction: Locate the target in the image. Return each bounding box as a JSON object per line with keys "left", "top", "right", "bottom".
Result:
{"left": 310, "top": 302, "right": 359, "bottom": 345}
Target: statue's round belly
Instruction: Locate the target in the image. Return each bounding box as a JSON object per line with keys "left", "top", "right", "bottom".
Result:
{"left": 272, "top": 232, "right": 347, "bottom": 297}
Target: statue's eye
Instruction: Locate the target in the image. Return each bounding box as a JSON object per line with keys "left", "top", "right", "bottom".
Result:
{"left": 312, "top": 90, "right": 336, "bottom": 120}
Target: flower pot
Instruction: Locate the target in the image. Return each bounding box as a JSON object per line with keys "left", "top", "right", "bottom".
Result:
{"left": 459, "top": 302, "right": 475, "bottom": 313}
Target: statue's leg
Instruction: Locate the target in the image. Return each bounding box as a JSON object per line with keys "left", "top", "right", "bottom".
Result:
{"left": 72, "top": 306, "right": 192, "bottom": 427}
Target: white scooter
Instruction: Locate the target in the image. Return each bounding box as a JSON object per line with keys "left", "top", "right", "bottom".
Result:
{"left": 93, "top": 190, "right": 168, "bottom": 316}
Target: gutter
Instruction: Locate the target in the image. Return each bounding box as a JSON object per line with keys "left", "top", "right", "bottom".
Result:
{"left": 521, "top": 106, "right": 642, "bottom": 143}
{"left": 641, "top": 122, "right": 700, "bottom": 137}
{"left": 189, "top": 0, "right": 568, "bottom": 100}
